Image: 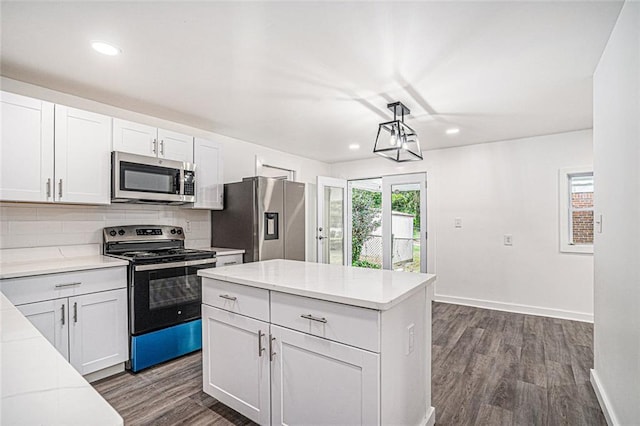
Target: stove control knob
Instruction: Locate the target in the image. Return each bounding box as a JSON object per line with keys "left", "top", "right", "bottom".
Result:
{"left": 109, "top": 230, "right": 117, "bottom": 237}
{"left": 177, "top": 229, "right": 183, "bottom": 235}
{"left": 118, "top": 229, "right": 125, "bottom": 236}
{"left": 171, "top": 229, "right": 177, "bottom": 234}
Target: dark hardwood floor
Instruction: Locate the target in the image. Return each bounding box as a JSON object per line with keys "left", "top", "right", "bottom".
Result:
{"left": 93, "top": 302, "right": 606, "bottom": 425}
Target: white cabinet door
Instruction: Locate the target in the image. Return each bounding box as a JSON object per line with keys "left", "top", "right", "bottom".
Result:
{"left": 270, "top": 325, "right": 380, "bottom": 426}
{"left": 54, "top": 105, "right": 112, "bottom": 204}
{"left": 158, "top": 128, "right": 193, "bottom": 163}
{"left": 0, "top": 91, "right": 54, "bottom": 202}
{"left": 16, "top": 298, "right": 69, "bottom": 360}
{"left": 112, "top": 118, "right": 157, "bottom": 157}
{"left": 68, "top": 288, "right": 128, "bottom": 375}
{"left": 192, "top": 137, "right": 223, "bottom": 209}
{"left": 202, "top": 304, "right": 270, "bottom": 425}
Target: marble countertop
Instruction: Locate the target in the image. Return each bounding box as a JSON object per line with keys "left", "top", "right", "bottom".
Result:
{"left": 198, "top": 259, "right": 436, "bottom": 310}
{"left": 0, "top": 292, "right": 123, "bottom": 425}
{"left": 0, "top": 245, "right": 128, "bottom": 279}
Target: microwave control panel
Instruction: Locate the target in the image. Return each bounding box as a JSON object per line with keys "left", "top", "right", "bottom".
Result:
{"left": 184, "top": 171, "right": 195, "bottom": 196}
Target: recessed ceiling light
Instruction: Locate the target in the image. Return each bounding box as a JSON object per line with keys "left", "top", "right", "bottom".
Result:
{"left": 91, "top": 41, "right": 121, "bottom": 56}
{"left": 446, "top": 128, "right": 460, "bottom": 135}
{"left": 349, "top": 144, "right": 360, "bottom": 150}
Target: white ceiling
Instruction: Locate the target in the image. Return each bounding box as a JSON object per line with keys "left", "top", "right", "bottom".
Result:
{"left": 0, "top": 1, "right": 623, "bottom": 164}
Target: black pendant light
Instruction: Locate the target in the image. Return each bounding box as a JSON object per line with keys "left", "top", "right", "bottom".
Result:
{"left": 373, "top": 101, "right": 423, "bottom": 162}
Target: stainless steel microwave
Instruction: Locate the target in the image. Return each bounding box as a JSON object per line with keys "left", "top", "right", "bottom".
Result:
{"left": 112, "top": 151, "right": 196, "bottom": 204}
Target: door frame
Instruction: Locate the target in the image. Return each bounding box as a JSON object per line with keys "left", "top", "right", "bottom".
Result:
{"left": 316, "top": 176, "right": 348, "bottom": 265}
{"left": 381, "top": 173, "right": 427, "bottom": 272}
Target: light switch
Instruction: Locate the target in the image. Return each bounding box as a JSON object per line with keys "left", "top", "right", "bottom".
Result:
{"left": 504, "top": 234, "right": 513, "bottom": 246}
{"left": 455, "top": 217, "right": 462, "bottom": 228}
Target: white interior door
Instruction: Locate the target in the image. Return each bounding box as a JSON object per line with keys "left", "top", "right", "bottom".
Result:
{"left": 316, "top": 176, "right": 348, "bottom": 265}
{"left": 382, "top": 173, "right": 427, "bottom": 273}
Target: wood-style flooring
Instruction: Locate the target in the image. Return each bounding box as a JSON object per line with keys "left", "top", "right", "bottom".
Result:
{"left": 93, "top": 302, "right": 606, "bottom": 425}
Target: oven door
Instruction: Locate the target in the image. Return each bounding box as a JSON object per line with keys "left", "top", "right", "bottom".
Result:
{"left": 131, "top": 258, "right": 217, "bottom": 335}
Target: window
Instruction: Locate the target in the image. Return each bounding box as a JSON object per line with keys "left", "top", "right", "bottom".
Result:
{"left": 559, "top": 167, "right": 594, "bottom": 253}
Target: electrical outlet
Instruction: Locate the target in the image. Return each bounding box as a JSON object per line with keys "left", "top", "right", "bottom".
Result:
{"left": 504, "top": 234, "right": 513, "bottom": 246}
{"left": 454, "top": 217, "right": 462, "bottom": 228}
{"left": 406, "top": 324, "right": 415, "bottom": 355}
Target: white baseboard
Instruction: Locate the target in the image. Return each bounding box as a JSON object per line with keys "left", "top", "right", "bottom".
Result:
{"left": 420, "top": 406, "right": 436, "bottom": 426}
{"left": 433, "top": 294, "right": 593, "bottom": 323}
{"left": 590, "top": 369, "right": 619, "bottom": 426}
{"left": 83, "top": 363, "right": 125, "bottom": 383}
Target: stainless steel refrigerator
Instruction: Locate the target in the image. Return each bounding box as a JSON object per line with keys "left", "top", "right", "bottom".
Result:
{"left": 211, "top": 177, "right": 306, "bottom": 263}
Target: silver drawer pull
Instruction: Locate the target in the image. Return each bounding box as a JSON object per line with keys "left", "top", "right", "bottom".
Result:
{"left": 269, "top": 334, "right": 276, "bottom": 362}
{"left": 54, "top": 282, "right": 82, "bottom": 289}
{"left": 219, "top": 294, "right": 237, "bottom": 301}
{"left": 224, "top": 261, "right": 238, "bottom": 265}
{"left": 61, "top": 304, "right": 65, "bottom": 325}
{"left": 301, "top": 314, "right": 327, "bottom": 323}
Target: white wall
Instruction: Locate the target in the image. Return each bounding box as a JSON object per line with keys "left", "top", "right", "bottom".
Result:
{"left": 591, "top": 2, "right": 640, "bottom": 424}
{"left": 332, "top": 129, "right": 594, "bottom": 321}
{"left": 0, "top": 77, "right": 330, "bottom": 252}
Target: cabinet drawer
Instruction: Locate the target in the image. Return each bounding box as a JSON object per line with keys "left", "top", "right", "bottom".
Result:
{"left": 271, "top": 292, "right": 379, "bottom": 352}
{"left": 202, "top": 278, "right": 269, "bottom": 322}
{"left": 0, "top": 267, "right": 127, "bottom": 306}
{"left": 216, "top": 254, "right": 243, "bottom": 267}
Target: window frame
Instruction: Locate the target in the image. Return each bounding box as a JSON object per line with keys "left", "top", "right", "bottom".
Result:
{"left": 559, "top": 166, "right": 594, "bottom": 254}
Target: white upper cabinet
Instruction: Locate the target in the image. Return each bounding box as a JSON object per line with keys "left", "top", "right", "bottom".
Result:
{"left": 113, "top": 118, "right": 194, "bottom": 163}
{"left": 54, "top": 105, "right": 111, "bottom": 204}
{"left": 157, "top": 128, "right": 194, "bottom": 163}
{"left": 192, "top": 138, "right": 224, "bottom": 209}
{"left": 0, "top": 92, "right": 111, "bottom": 205}
{"left": 0, "top": 91, "right": 54, "bottom": 202}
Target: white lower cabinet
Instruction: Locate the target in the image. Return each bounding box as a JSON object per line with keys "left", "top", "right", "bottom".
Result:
{"left": 2, "top": 267, "right": 128, "bottom": 377}
{"left": 202, "top": 304, "right": 270, "bottom": 425}
{"left": 270, "top": 324, "right": 379, "bottom": 426}
{"left": 202, "top": 278, "right": 412, "bottom": 426}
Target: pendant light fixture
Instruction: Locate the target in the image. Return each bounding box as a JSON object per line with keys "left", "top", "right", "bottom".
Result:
{"left": 373, "top": 101, "right": 423, "bottom": 162}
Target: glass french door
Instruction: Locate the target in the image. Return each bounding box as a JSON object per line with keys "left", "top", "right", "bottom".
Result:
{"left": 316, "top": 176, "right": 348, "bottom": 265}
{"left": 381, "top": 173, "right": 427, "bottom": 273}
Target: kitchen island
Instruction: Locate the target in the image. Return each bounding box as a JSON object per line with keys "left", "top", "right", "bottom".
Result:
{"left": 198, "top": 259, "right": 437, "bottom": 426}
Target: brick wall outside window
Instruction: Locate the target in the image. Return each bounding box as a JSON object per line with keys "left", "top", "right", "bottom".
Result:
{"left": 571, "top": 192, "right": 593, "bottom": 244}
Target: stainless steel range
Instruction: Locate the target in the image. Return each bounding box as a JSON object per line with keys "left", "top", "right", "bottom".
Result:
{"left": 103, "top": 225, "right": 216, "bottom": 372}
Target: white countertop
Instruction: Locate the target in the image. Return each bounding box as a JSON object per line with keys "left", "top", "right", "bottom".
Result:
{"left": 0, "top": 292, "right": 123, "bottom": 425}
{"left": 0, "top": 245, "right": 128, "bottom": 279}
{"left": 198, "top": 259, "right": 436, "bottom": 310}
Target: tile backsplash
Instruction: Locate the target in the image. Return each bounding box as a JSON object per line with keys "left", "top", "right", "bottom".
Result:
{"left": 0, "top": 202, "right": 211, "bottom": 251}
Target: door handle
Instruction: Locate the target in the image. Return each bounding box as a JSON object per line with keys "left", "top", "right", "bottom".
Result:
{"left": 160, "top": 139, "right": 165, "bottom": 156}
{"left": 258, "top": 330, "right": 265, "bottom": 357}
{"left": 317, "top": 235, "right": 325, "bottom": 240}
{"left": 73, "top": 302, "right": 78, "bottom": 323}
{"left": 61, "top": 304, "right": 65, "bottom": 326}
{"left": 152, "top": 138, "right": 158, "bottom": 154}
{"left": 58, "top": 179, "right": 63, "bottom": 199}
{"left": 46, "top": 178, "right": 52, "bottom": 199}
{"left": 269, "top": 334, "right": 276, "bottom": 362}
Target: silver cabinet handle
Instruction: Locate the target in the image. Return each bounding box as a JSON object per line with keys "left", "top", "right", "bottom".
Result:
{"left": 61, "top": 304, "right": 65, "bottom": 326}
{"left": 73, "top": 302, "right": 78, "bottom": 323}
{"left": 160, "top": 139, "right": 165, "bottom": 156}
{"left": 258, "top": 330, "right": 265, "bottom": 357}
{"left": 301, "top": 314, "right": 327, "bottom": 323}
{"left": 219, "top": 294, "right": 237, "bottom": 301}
{"left": 54, "top": 282, "right": 82, "bottom": 289}
{"left": 152, "top": 138, "right": 157, "bottom": 154}
{"left": 223, "top": 261, "right": 238, "bottom": 266}
{"left": 58, "top": 179, "right": 63, "bottom": 198}
{"left": 46, "top": 178, "right": 52, "bottom": 198}
{"left": 269, "top": 334, "right": 276, "bottom": 362}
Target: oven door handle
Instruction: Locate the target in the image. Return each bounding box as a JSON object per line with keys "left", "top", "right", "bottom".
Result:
{"left": 134, "top": 258, "right": 217, "bottom": 271}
